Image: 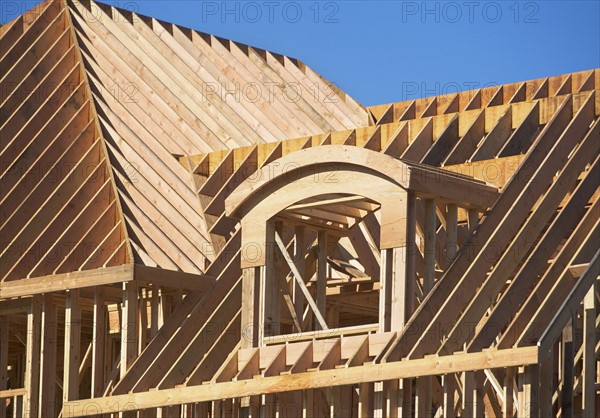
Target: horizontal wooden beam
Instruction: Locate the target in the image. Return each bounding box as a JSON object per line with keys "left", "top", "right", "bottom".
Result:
{"left": 408, "top": 165, "right": 500, "bottom": 209}
{"left": 62, "top": 346, "right": 537, "bottom": 416}
{"left": 0, "top": 264, "right": 213, "bottom": 299}
{"left": 286, "top": 196, "right": 377, "bottom": 212}
{"left": 0, "top": 265, "right": 134, "bottom": 299}
{"left": 263, "top": 324, "right": 378, "bottom": 345}
{"left": 0, "top": 388, "right": 26, "bottom": 399}
{"left": 133, "top": 265, "right": 214, "bottom": 292}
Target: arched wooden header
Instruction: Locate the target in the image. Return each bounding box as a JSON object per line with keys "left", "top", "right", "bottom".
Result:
{"left": 225, "top": 146, "right": 499, "bottom": 267}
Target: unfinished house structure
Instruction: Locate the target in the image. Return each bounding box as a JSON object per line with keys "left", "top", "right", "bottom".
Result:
{"left": 1, "top": 0, "right": 599, "bottom": 417}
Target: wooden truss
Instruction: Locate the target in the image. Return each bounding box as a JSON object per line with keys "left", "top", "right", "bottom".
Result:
{"left": 1, "top": 1, "right": 599, "bottom": 417}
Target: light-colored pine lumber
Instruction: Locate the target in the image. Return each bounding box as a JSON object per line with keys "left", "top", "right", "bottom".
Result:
{"left": 1, "top": 4, "right": 598, "bottom": 415}
{"left": 63, "top": 289, "right": 80, "bottom": 402}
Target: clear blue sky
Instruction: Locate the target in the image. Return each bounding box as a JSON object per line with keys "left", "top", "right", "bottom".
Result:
{"left": 3, "top": 1, "right": 599, "bottom": 106}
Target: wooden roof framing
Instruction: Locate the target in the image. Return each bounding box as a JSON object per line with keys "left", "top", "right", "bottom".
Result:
{"left": 1, "top": 0, "right": 129, "bottom": 282}
{"left": 368, "top": 70, "right": 598, "bottom": 126}
{"left": 1, "top": 0, "right": 370, "bottom": 281}
{"left": 1, "top": 0, "right": 599, "bottom": 417}
{"left": 88, "top": 79, "right": 597, "bottom": 414}
{"left": 96, "top": 73, "right": 597, "bottom": 408}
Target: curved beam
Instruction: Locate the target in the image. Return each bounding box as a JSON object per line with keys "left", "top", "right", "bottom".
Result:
{"left": 226, "top": 146, "right": 412, "bottom": 219}
{"left": 238, "top": 168, "right": 407, "bottom": 267}
{"left": 226, "top": 146, "right": 499, "bottom": 222}
{"left": 227, "top": 145, "right": 499, "bottom": 267}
